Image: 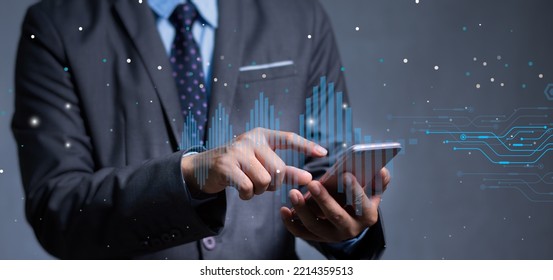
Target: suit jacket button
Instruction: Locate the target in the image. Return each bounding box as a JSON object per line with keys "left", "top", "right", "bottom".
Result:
{"left": 202, "top": 237, "right": 216, "bottom": 250}
{"left": 170, "top": 229, "right": 182, "bottom": 239}
{"left": 151, "top": 238, "right": 162, "bottom": 247}
{"left": 161, "top": 234, "right": 171, "bottom": 243}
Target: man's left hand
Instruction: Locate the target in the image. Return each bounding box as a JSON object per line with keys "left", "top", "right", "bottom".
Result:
{"left": 280, "top": 168, "right": 390, "bottom": 242}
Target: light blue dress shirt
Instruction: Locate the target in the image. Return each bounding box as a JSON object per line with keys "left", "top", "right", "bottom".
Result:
{"left": 149, "top": 0, "right": 217, "bottom": 92}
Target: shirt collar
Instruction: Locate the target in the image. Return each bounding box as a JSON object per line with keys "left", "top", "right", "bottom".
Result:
{"left": 148, "top": 0, "right": 218, "bottom": 28}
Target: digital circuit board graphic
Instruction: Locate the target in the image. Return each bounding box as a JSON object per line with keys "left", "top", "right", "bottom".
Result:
{"left": 389, "top": 104, "right": 553, "bottom": 202}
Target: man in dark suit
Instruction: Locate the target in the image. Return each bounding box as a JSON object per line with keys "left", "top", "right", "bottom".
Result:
{"left": 12, "top": 0, "right": 389, "bottom": 259}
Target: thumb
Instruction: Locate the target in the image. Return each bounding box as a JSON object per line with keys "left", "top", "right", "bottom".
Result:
{"left": 284, "top": 166, "right": 312, "bottom": 186}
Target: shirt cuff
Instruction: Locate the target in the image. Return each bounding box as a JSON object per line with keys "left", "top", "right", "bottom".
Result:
{"left": 179, "top": 145, "right": 227, "bottom": 233}
{"left": 323, "top": 227, "right": 369, "bottom": 255}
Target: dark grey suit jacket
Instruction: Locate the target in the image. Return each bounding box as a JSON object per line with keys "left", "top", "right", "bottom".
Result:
{"left": 12, "top": 0, "right": 385, "bottom": 259}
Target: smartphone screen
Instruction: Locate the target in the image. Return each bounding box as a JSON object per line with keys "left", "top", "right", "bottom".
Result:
{"left": 319, "top": 142, "right": 402, "bottom": 190}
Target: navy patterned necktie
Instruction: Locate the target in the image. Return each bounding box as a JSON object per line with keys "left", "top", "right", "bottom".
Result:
{"left": 169, "top": 3, "right": 208, "bottom": 139}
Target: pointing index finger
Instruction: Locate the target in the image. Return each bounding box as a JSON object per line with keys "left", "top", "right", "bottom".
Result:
{"left": 263, "top": 129, "right": 327, "bottom": 157}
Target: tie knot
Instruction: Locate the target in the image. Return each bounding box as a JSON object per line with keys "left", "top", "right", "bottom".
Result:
{"left": 169, "top": 3, "right": 199, "bottom": 29}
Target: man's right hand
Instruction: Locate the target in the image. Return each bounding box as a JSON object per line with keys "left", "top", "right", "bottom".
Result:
{"left": 181, "top": 127, "right": 328, "bottom": 200}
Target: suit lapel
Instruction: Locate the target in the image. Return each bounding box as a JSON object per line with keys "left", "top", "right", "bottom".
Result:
{"left": 207, "top": 0, "right": 244, "bottom": 132}
{"left": 113, "top": 0, "right": 183, "bottom": 147}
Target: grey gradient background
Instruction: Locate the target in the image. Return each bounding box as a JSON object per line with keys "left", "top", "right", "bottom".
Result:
{"left": 1, "top": 0, "right": 553, "bottom": 259}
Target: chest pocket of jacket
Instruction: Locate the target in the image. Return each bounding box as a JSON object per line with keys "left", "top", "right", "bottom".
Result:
{"left": 233, "top": 62, "right": 302, "bottom": 133}
{"left": 238, "top": 62, "right": 297, "bottom": 84}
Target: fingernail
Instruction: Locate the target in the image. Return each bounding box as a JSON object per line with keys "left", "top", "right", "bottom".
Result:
{"left": 315, "top": 145, "right": 328, "bottom": 156}
{"left": 290, "top": 192, "right": 299, "bottom": 205}
{"left": 345, "top": 174, "right": 353, "bottom": 186}
{"left": 310, "top": 183, "right": 321, "bottom": 196}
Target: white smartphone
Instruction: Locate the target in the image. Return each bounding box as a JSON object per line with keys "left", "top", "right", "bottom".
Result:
{"left": 319, "top": 142, "right": 402, "bottom": 188}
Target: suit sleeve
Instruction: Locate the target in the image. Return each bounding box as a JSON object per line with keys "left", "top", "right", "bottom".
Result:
{"left": 11, "top": 5, "right": 225, "bottom": 259}
{"left": 301, "top": 0, "right": 386, "bottom": 260}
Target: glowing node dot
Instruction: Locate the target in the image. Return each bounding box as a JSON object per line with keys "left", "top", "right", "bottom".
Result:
{"left": 307, "top": 34, "right": 312, "bottom": 39}
{"left": 223, "top": 82, "right": 228, "bottom": 87}
{"left": 65, "top": 142, "right": 71, "bottom": 149}
{"left": 415, "top": 0, "right": 420, "bottom": 3}
{"left": 65, "top": 103, "right": 71, "bottom": 109}
{"left": 276, "top": 169, "right": 281, "bottom": 174}
{"left": 476, "top": 83, "right": 481, "bottom": 89}
{"left": 434, "top": 65, "right": 439, "bottom": 70}
{"left": 343, "top": 103, "right": 347, "bottom": 108}
{"left": 213, "top": 77, "right": 218, "bottom": 82}
{"left": 31, "top": 34, "right": 35, "bottom": 39}
{"left": 355, "top": 26, "right": 360, "bottom": 31}
{"left": 497, "top": 55, "right": 502, "bottom": 60}
{"left": 138, "top": 0, "right": 142, "bottom": 3}
{"left": 261, "top": 73, "right": 266, "bottom": 79}
{"left": 308, "top": 118, "right": 314, "bottom": 125}
{"left": 539, "top": 74, "right": 544, "bottom": 79}
{"left": 126, "top": 58, "right": 131, "bottom": 63}
{"left": 199, "top": 84, "right": 204, "bottom": 89}
{"left": 78, "top": 27, "right": 83, "bottom": 31}
{"left": 482, "top": 62, "right": 487, "bottom": 66}
{"left": 0, "top": 169, "right": 4, "bottom": 174}
{"left": 403, "top": 58, "right": 409, "bottom": 64}
{"left": 490, "top": 77, "right": 495, "bottom": 82}
{"left": 29, "top": 116, "right": 40, "bottom": 127}
{"left": 473, "top": 57, "right": 477, "bottom": 61}
{"left": 500, "top": 83, "right": 505, "bottom": 87}
{"left": 157, "top": 65, "right": 162, "bottom": 70}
